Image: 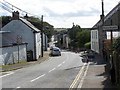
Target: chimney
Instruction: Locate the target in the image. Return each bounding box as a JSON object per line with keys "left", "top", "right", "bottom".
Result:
{"left": 24, "top": 14, "right": 28, "bottom": 18}
{"left": 12, "top": 11, "right": 19, "bottom": 20}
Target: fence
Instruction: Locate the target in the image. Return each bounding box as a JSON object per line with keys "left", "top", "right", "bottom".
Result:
{"left": 0, "top": 43, "right": 27, "bottom": 65}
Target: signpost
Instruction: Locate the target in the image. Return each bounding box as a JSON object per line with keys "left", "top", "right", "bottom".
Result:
{"left": 103, "top": 25, "right": 118, "bottom": 31}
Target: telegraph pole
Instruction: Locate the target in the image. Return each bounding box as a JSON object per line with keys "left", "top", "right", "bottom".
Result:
{"left": 101, "top": 0, "right": 105, "bottom": 58}
{"left": 41, "top": 15, "right": 43, "bottom": 57}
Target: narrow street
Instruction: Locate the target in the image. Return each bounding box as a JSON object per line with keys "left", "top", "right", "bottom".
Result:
{"left": 2, "top": 51, "right": 85, "bottom": 89}
{"left": 1, "top": 0, "right": 120, "bottom": 89}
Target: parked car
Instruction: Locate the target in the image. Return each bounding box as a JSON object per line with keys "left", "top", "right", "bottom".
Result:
{"left": 50, "top": 47, "right": 61, "bottom": 56}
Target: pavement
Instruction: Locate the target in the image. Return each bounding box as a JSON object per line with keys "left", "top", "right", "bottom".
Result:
{"left": 78, "top": 53, "right": 118, "bottom": 90}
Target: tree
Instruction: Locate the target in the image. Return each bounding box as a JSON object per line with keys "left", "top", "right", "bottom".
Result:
{"left": 68, "top": 25, "right": 82, "bottom": 49}
{"left": 26, "top": 16, "right": 54, "bottom": 42}
{"left": 0, "top": 16, "right": 12, "bottom": 27}
{"left": 76, "top": 30, "right": 90, "bottom": 48}
{"left": 68, "top": 25, "right": 82, "bottom": 40}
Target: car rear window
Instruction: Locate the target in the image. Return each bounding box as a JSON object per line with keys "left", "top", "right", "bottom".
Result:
{"left": 53, "top": 49, "right": 59, "bottom": 51}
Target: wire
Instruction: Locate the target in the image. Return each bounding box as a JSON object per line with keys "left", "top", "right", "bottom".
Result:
{"left": 0, "top": 1, "right": 13, "bottom": 13}
{"left": 3, "top": 0, "right": 42, "bottom": 18}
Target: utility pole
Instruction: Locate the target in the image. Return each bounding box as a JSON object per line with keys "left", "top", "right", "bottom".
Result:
{"left": 41, "top": 15, "right": 43, "bottom": 57}
{"left": 101, "top": 0, "right": 105, "bottom": 58}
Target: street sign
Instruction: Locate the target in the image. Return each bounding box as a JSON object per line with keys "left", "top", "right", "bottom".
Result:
{"left": 103, "top": 25, "right": 118, "bottom": 31}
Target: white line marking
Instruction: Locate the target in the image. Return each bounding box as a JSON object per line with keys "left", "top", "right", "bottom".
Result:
{"left": 62, "top": 61, "right": 65, "bottom": 64}
{"left": 78, "top": 62, "right": 90, "bottom": 88}
{"left": 30, "top": 74, "right": 45, "bottom": 82}
{"left": 16, "top": 86, "right": 21, "bottom": 88}
{"left": 0, "top": 72, "right": 14, "bottom": 78}
{"left": 48, "top": 68, "right": 56, "bottom": 73}
{"left": 57, "top": 64, "right": 62, "bottom": 67}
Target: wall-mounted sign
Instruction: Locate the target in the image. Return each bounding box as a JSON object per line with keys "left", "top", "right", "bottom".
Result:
{"left": 103, "top": 25, "right": 118, "bottom": 31}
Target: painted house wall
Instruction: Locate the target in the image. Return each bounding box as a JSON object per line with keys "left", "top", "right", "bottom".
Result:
{"left": 1, "top": 31, "right": 14, "bottom": 46}
{"left": 43, "top": 33, "right": 48, "bottom": 51}
{"left": 91, "top": 3, "right": 120, "bottom": 56}
{"left": 0, "top": 44, "right": 27, "bottom": 65}
{"left": 91, "top": 30, "right": 99, "bottom": 53}
{"left": 35, "top": 33, "right": 41, "bottom": 59}
{"left": 63, "top": 34, "right": 69, "bottom": 49}
{"left": 2, "top": 20, "right": 41, "bottom": 60}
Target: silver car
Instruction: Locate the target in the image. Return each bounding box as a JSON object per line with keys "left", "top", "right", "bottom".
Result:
{"left": 50, "top": 47, "right": 61, "bottom": 56}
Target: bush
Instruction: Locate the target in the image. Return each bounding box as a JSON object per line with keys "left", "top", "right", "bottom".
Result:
{"left": 84, "top": 42, "right": 91, "bottom": 49}
{"left": 113, "top": 37, "right": 120, "bottom": 52}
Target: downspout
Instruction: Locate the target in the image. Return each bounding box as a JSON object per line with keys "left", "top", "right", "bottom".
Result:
{"left": 33, "top": 32, "right": 37, "bottom": 61}
{"left": 25, "top": 43, "right": 28, "bottom": 62}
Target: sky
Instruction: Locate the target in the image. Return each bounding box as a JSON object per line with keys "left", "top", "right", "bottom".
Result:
{"left": 0, "top": 0, "right": 120, "bottom": 28}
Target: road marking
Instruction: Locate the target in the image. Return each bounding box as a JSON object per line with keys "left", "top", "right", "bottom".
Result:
{"left": 78, "top": 62, "right": 90, "bottom": 88}
{"left": 62, "top": 61, "right": 65, "bottom": 64}
{"left": 69, "top": 63, "right": 86, "bottom": 89}
{"left": 12, "top": 86, "right": 21, "bottom": 90}
{"left": 30, "top": 74, "right": 45, "bottom": 82}
{"left": 57, "top": 64, "right": 62, "bottom": 67}
{"left": 48, "top": 68, "right": 56, "bottom": 73}
{"left": 0, "top": 71, "right": 14, "bottom": 78}
{"left": 16, "top": 86, "right": 21, "bottom": 88}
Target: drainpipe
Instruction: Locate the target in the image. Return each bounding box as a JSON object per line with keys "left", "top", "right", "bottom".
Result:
{"left": 33, "top": 32, "right": 37, "bottom": 60}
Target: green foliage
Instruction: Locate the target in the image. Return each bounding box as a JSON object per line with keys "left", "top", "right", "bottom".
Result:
{"left": 68, "top": 25, "right": 82, "bottom": 49}
{"left": 68, "top": 25, "right": 90, "bottom": 49}
{"left": 0, "top": 16, "right": 12, "bottom": 27}
{"left": 76, "top": 30, "right": 90, "bottom": 48}
{"left": 26, "top": 16, "right": 54, "bottom": 42}
{"left": 113, "top": 37, "right": 120, "bottom": 52}
{"left": 84, "top": 42, "right": 91, "bottom": 49}
{"left": 68, "top": 25, "right": 82, "bottom": 40}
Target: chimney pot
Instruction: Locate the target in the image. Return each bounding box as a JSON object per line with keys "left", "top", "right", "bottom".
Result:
{"left": 12, "top": 11, "right": 19, "bottom": 20}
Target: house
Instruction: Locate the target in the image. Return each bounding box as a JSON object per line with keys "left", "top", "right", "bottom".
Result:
{"left": 91, "top": 2, "right": 120, "bottom": 54}
{"left": 63, "top": 34, "right": 70, "bottom": 49}
{"left": 1, "top": 11, "right": 41, "bottom": 61}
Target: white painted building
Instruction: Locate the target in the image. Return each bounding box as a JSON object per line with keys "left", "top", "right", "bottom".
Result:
{"left": 1, "top": 11, "right": 41, "bottom": 60}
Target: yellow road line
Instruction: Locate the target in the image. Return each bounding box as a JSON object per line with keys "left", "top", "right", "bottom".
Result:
{"left": 69, "top": 63, "right": 86, "bottom": 89}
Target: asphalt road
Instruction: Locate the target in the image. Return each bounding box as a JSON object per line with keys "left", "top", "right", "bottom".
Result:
{"left": 2, "top": 51, "right": 84, "bottom": 89}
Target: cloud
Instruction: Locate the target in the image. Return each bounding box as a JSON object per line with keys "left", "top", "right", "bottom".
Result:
{"left": 43, "top": 7, "right": 101, "bottom": 17}
{"left": 1, "top": 0, "right": 120, "bottom": 28}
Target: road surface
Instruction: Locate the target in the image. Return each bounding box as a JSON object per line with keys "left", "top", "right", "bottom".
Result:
{"left": 2, "top": 51, "right": 84, "bottom": 89}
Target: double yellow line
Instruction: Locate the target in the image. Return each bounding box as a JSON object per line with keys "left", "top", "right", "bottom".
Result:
{"left": 69, "top": 63, "right": 87, "bottom": 89}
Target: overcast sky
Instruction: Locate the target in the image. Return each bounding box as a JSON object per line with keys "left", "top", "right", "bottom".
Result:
{"left": 0, "top": 0, "right": 120, "bottom": 28}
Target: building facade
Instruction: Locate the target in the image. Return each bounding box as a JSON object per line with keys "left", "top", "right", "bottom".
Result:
{"left": 1, "top": 11, "right": 41, "bottom": 60}
{"left": 91, "top": 2, "right": 120, "bottom": 55}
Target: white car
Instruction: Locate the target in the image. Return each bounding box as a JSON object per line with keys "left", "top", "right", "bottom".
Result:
{"left": 50, "top": 47, "right": 61, "bottom": 56}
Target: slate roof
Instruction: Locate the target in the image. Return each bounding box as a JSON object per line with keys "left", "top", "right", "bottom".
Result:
{"left": 92, "top": 2, "right": 120, "bottom": 29}
{"left": 20, "top": 18, "right": 41, "bottom": 33}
